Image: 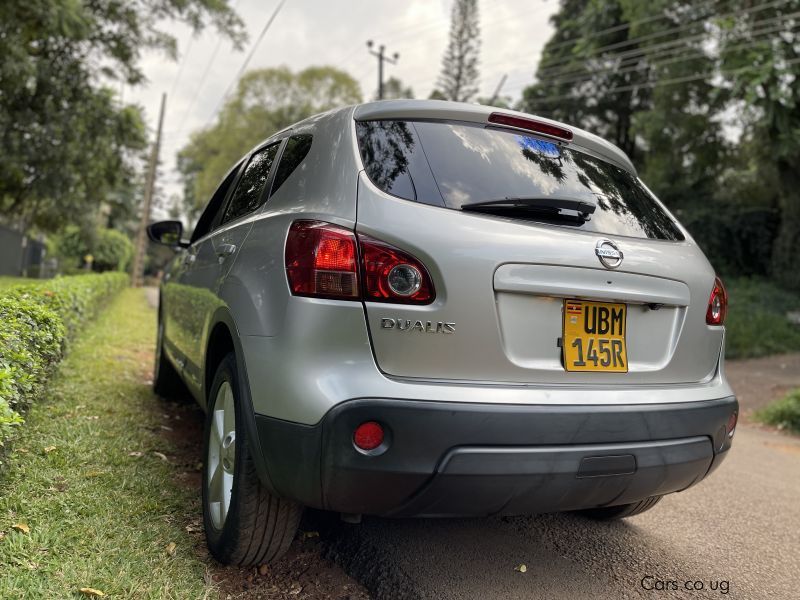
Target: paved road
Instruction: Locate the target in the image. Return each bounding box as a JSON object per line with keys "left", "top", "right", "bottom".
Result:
{"left": 319, "top": 425, "right": 800, "bottom": 599}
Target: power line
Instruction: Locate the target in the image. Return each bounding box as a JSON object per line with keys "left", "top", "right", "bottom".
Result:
{"left": 174, "top": 0, "right": 243, "bottom": 136}
{"left": 174, "top": 36, "right": 227, "bottom": 135}
{"left": 537, "top": 0, "right": 789, "bottom": 75}
{"left": 206, "top": 0, "right": 288, "bottom": 125}
{"left": 168, "top": 32, "right": 196, "bottom": 99}
{"left": 400, "top": 0, "right": 756, "bottom": 98}
{"left": 525, "top": 56, "right": 800, "bottom": 106}
{"left": 402, "top": 4, "right": 795, "bottom": 99}
{"left": 536, "top": 9, "right": 798, "bottom": 83}
{"left": 542, "top": 1, "right": 717, "bottom": 55}
{"left": 499, "top": 14, "right": 799, "bottom": 97}
{"left": 533, "top": 21, "right": 798, "bottom": 90}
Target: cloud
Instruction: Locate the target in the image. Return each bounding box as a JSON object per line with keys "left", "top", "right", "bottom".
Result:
{"left": 126, "top": 0, "right": 555, "bottom": 217}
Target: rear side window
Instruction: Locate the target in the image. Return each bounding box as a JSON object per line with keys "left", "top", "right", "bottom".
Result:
{"left": 221, "top": 143, "right": 280, "bottom": 225}
{"left": 191, "top": 160, "right": 244, "bottom": 243}
{"left": 271, "top": 134, "right": 313, "bottom": 195}
{"left": 356, "top": 120, "right": 684, "bottom": 241}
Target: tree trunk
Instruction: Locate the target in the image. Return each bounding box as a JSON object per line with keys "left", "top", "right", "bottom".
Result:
{"left": 770, "top": 157, "right": 800, "bottom": 290}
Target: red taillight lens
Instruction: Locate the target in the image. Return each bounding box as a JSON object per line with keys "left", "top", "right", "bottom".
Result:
{"left": 706, "top": 276, "right": 728, "bottom": 325}
{"left": 285, "top": 221, "right": 359, "bottom": 299}
{"left": 353, "top": 421, "right": 384, "bottom": 451}
{"left": 488, "top": 112, "right": 573, "bottom": 141}
{"left": 286, "top": 221, "right": 435, "bottom": 304}
{"left": 358, "top": 235, "right": 435, "bottom": 305}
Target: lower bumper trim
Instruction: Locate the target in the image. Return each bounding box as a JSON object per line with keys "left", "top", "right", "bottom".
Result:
{"left": 255, "top": 396, "right": 737, "bottom": 517}
{"left": 393, "top": 437, "right": 711, "bottom": 517}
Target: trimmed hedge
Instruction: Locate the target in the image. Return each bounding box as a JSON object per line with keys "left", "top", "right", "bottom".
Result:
{"left": 0, "top": 273, "right": 128, "bottom": 450}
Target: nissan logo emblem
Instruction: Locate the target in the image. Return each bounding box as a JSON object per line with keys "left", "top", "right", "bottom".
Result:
{"left": 595, "top": 239, "right": 623, "bottom": 269}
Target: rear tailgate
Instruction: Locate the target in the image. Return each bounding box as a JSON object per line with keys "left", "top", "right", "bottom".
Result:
{"left": 353, "top": 111, "right": 723, "bottom": 385}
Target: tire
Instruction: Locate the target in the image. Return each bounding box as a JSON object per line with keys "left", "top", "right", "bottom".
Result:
{"left": 153, "top": 312, "right": 187, "bottom": 400}
{"left": 577, "top": 495, "right": 663, "bottom": 520}
{"left": 202, "top": 352, "right": 302, "bottom": 566}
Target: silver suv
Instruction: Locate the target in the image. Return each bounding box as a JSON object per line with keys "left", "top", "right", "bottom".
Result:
{"left": 148, "top": 100, "right": 738, "bottom": 567}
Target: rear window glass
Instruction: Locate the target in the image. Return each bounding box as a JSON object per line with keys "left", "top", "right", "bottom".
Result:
{"left": 271, "top": 134, "right": 313, "bottom": 195}
{"left": 356, "top": 120, "right": 684, "bottom": 241}
{"left": 222, "top": 143, "right": 279, "bottom": 225}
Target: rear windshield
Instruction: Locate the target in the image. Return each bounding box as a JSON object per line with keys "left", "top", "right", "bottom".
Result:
{"left": 355, "top": 120, "right": 684, "bottom": 241}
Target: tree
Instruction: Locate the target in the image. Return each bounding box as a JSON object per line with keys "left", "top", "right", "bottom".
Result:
{"left": 520, "top": 0, "right": 650, "bottom": 160}
{"left": 178, "top": 66, "right": 362, "bottom": 220}
{"left": 0, "top": 1, "right": 245, "bottom": 234}
{"left": 714, "top": 0, "right": 800, "bottom": 288}
{"left": 435, "top": 0, "right": 481, "bottom": 102}
{"left": 382, "top": 77, "right": 414, "bottom": 100}
{"left": 519, "top": 1, "right": 725, "bottom": 206}
{"left": 50, "top": 226, "right": 133, "bottom": 272}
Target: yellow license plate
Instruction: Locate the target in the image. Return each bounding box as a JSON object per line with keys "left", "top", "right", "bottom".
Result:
{"left": 563, "top": 300, "right": 628, "bottom": 372}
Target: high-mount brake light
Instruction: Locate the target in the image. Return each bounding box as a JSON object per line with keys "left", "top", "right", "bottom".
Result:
{"left": 488, "top": 112, "right": 573, "bottom": 142}
{"left": 285, "top": 221, "right": 359, "bottom": 300}
{"left": 705, "top": 276, "right": 728, "bottom": 326}
{"left": 285, "top": 221, "right": 435, "bottom": 304}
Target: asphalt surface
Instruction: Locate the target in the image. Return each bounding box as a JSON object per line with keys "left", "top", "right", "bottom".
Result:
{"left": 317, "top": 425, "right": 800, "bottom": 600}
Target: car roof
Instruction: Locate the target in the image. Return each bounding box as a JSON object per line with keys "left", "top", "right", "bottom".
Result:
{"left": 352, "top": 99, "right": 636, "bottom": 174}
{"left": 266, "top": 99, "right": 635, "bottom": 175}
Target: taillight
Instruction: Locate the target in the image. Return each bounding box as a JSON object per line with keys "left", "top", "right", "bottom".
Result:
{"left": 358, "top": 234, "right": 434, "bottom": 304}
{"left": 488, "top": 112, "right": 573, "bottom": 142}
{"left": 285, "top": 221, "right": 435, "bottom": 304}
{"left": 706, "top": 276, "right": 728, "bottom": 325}
{"left": 285, "top": 221, "right": 359, "bottom": 299}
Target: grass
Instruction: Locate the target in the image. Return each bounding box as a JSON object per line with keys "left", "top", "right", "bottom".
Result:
{"left": 756, "top": 388, "right": 800, "bottom": 434}
{"left": 724, "top": 277, "right": 800, "bottom": 359}
{"left": 0, "top": 289, "right": 211, "bottom": 599}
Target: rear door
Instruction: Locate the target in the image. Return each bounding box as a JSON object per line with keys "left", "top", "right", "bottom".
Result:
{"left": 162, "top": 160, "right": 243, "bottom": 374}
{"left": 178, "top": 141, "right": 282, "bottom": 391}
{"left": 354, "top": 118, "right": 722, "bottom": 385}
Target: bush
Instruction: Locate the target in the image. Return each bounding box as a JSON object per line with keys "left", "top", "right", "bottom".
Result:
{"left": 94, "top": 228, "right": 134, "bottom": 272}
{"left": 756, "top": 389, "right": 800, "bottom": 434}
{"left": 0, "top": 272, "right": 128, "bottom": 450}
{"left": 725, "top": 278, "right": 800, "bottom": 359}
{"left": 680, "top": 206, "right": 779, "bottom": 279}
{"left": 51, "top": 225, "right": 134, "bottom": 273}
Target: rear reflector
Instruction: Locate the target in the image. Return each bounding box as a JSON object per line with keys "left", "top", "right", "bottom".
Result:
{"left": 726, "top": 411, "right": 738, "bottom": 438}
{"left": 353, "top": 421, "right": 384, "bottom": 451}
{"left": 706, "top": 276, "right": 728, "bottom": 325}
{"left": 488, "top": 112, "right": 573, "bottom": 141}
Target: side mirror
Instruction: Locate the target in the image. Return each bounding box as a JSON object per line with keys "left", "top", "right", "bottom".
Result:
{"left": 147, "top": 220, "right": 187, "bottom": 247}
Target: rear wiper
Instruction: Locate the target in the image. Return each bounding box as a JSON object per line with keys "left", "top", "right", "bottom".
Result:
{"left": 460, "top": 197, "right": 596, "bottom": 222}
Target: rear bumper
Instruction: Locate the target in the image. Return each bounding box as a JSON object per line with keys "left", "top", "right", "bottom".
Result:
{"left": 256, "top": 396, "right": 737, "bottom": 517}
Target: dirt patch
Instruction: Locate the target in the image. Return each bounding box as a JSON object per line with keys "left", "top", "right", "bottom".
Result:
{"left": 154, "top": 396, "right": 369, "bottom": 600}
{"left": 725, "top": 352, "right": 800, "bottom": 420}
{"left": 210, "top": 532, "right": 369, "bottom": 600}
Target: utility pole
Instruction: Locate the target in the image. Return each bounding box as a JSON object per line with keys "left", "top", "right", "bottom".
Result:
{"left": 366, "top": 40, "right": 399, "bottom": 100}
{"left": 131, "top": 92, "right": 166, "bottom": 288}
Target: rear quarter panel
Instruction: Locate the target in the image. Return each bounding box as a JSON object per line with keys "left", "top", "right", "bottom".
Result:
{"left": 220, "top": 107, "right": 362, "bottom": 340}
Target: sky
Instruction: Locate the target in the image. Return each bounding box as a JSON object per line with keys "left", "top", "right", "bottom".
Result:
{"left": 126, "top": 0, "right": 558, "bottom": 216}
